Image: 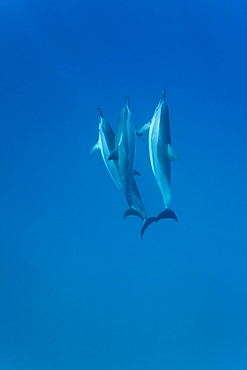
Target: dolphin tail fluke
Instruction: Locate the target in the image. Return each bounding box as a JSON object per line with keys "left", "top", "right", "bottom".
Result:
{"left": 156, "top": 209, "right": 178, "bottom": 222}
{"left": 141, "top": 217, "right": 156, "bottom": 239}
{"left": 124, "top": 207, "right": 144, "bottom": 221}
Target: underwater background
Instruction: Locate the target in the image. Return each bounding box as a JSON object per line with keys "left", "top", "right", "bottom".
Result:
{"left": 1, "top": 1, "right": 247, "bottom": 369}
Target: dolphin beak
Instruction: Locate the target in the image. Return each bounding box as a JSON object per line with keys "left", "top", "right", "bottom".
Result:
{"left": 98, "top": 107, "right": 104, "bottom": 118}
{"left": 160, "top": 90, "right": 166, "bottom": 102}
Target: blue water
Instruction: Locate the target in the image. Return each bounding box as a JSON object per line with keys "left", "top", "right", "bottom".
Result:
{"left": 1, "top": 1, "right": 247, "bottom": 369}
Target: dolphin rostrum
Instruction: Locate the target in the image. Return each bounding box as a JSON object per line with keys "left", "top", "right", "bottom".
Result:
{"left": 138, "top": 90, "right": 179, "bottom": 226}
{"left": 90, "top": 107, "right": 155, "bottom": 235}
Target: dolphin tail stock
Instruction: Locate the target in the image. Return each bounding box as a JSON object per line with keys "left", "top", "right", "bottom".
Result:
{"left": 141, "top": 217, "right": 157, "bottom": 239}
{"left": 156, "top": 209, "right": 178, "bottom": 222}
{"left": 124, "top": 206, "right": 144, "bottom": 221}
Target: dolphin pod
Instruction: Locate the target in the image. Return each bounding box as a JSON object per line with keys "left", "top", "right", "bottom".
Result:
{"left": 90, "top": 106, "right": 153, "bottom": 227}
{"left": 90, "top": 91, "right": 179, "bottom": 238}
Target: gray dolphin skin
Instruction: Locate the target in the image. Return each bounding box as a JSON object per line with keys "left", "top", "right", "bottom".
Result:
{"left": 139, "top": 90, "right": 179, "bottom": 226}
{"left": 90, "top": 108, "right": 155, "bottom": 235}
{"left": 108, "top": 97, "right": 136, "bottom": 208}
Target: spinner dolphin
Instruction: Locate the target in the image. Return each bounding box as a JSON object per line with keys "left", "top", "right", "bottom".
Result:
{"left": 108, "top": 97, "right": 136, "bottom": 207}
{"left": 138, "top": 90, "right": 179, "bottom": 228}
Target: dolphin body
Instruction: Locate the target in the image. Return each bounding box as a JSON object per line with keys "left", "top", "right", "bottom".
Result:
{"left": 139, "top": 90, "right": 179, "bottom": 224}
{"left": 90, "top": 108, "right": 121, "bottom": 190}
{"left": 108, "top": 97, "right": 136, "bottom": 207}
{"left": 90, "top": 108, "right": 155, "bottom": 235}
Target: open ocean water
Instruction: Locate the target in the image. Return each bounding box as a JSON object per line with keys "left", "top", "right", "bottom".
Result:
{"left": 1, "top": 1, "right": 247, "bottom": 369}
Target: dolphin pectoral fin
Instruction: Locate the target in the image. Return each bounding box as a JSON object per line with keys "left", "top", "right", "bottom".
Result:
{"left": 89, "top": 142, "right": 100, "bottom": 156}
{"left": 156, "top": 209, "right": 178, "bottom": 222}
{"left": 133, "top": 170, "right": 141, "bottom": 176}
{"left": 108, "top": 147, "right": 118, "bottom": 161}
{"left": 138, "top": 121, "right": 151, "bottom": 135}
{"left": 135, "top": 126, "right": 145, "bottom": 141}
{"left": 168, "top": 144, "right": 180, "bottom": 161}
{"left": 124, "top": 206, "right": 144, "bottom": 221}
{"left": 141, "top": 217, "right": 157, "bottom": 238}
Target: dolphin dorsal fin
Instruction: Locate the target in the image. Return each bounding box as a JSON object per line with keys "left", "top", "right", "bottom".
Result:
{"left": 108, "top": 146, "right": 118, "bottom": 161}
{"left": 133, "top": 170, "right": 141, "bottom": 176}
{"left": 168, "top": 144, "right": 179, "bottom": 161}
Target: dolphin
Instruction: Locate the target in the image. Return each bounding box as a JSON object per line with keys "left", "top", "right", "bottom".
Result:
{"left": 138, "top": 90, "right": 179, "bottom": 225}
{"left": 90, "top": 108, "right": 121, "bottom": 190}
{"left": 108, "top": 97, "right": 136, "bottom": 207}
{"left": 90, "top": 108, "right": 155, "bottom": 235}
